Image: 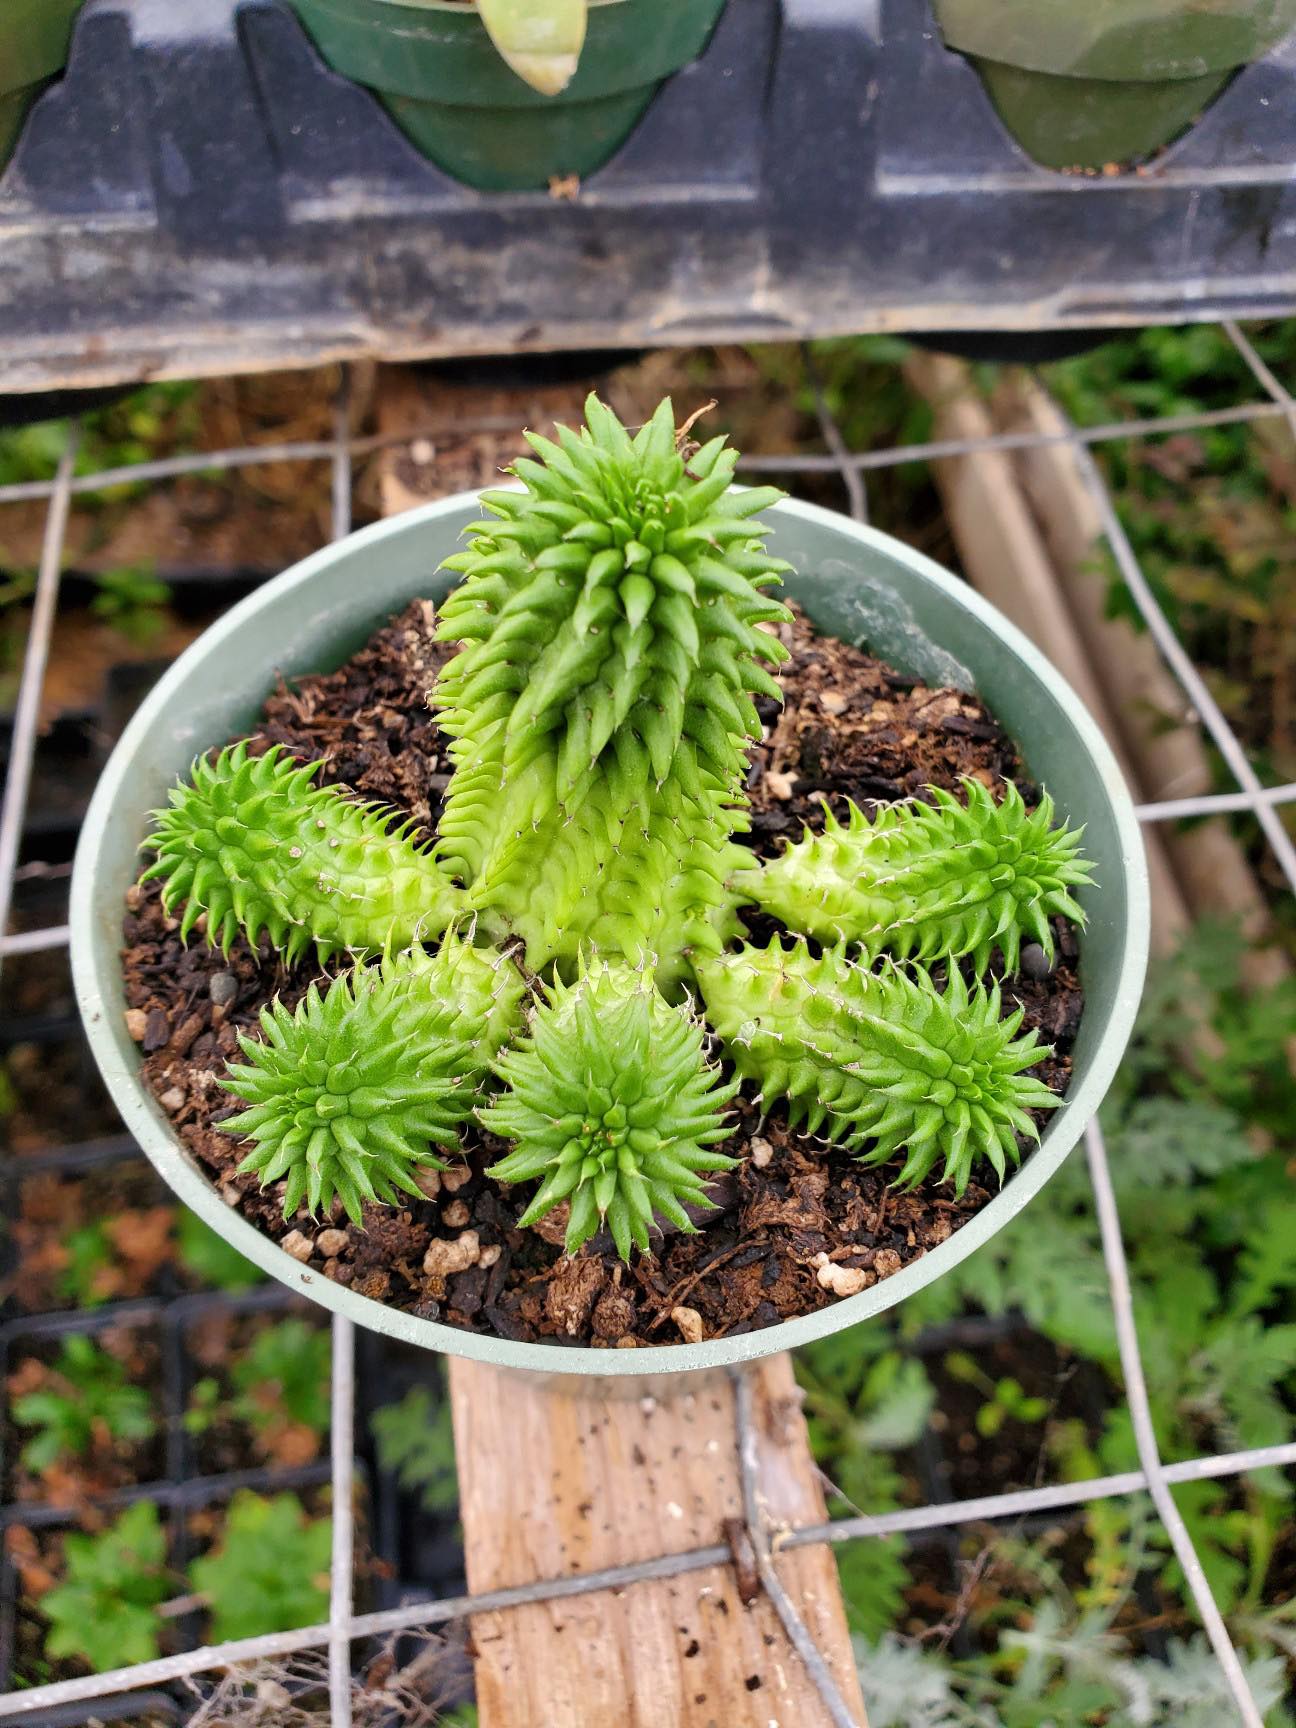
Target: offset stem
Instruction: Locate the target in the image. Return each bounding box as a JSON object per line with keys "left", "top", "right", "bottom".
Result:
{"left": 698, "top": 937, "right": 1059, "bottom": 1195}
{"left": 142, "top": 742, "right": 463, "bottom": 962}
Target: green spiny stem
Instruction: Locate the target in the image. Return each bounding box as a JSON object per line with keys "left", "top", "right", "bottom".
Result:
{"left": 468, "top": 769, "right": 747, "bottom": 992}
{"left": 220, "top": 938, "right": 519, "bottom": 1224}
{"left": 380, "top": 929, "right": 528, "bottom": 1060}
{"left": 696, "top": 938, "right": 1060, "bottom": 1196}
{"left": 481, "top": 960, "right": 738, "bottom": 1261}
{"left": 734, "top": 779, "right": 1093, "bottom": 974}
{"left": 432, "top": 393, "right": 790, "bottom": 890}
{"left": 140, "top": 743, "right": 463, "bottom": 963}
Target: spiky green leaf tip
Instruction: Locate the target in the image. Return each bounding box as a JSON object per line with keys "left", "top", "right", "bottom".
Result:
{"left": 697, "top": 938, "right": 1060, "bottom": 1196}
{"left": 735, "top": 778, "right": 1094, "bottom": 974}
{"left": 221, "top": 932, "right": 524, "bottom": 1224}
{"left": 140, "top": 741, "right": 463, "bottom": 963}
{"left": 481, "top": 959, "right": 738, "bottom": 1261}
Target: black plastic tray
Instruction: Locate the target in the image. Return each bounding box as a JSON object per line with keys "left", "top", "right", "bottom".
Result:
{"left": 2, "top": 0, "right": 1296, "bottom": 393}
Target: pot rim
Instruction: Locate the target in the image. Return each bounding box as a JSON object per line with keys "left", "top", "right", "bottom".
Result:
{"left": 70, "top": 493, "right": 1149, "bottom": 1378}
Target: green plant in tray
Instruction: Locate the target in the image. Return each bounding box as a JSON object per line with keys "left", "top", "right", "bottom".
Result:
{"left": 190, "top": 1490, "right": 331, "bottom": 1642}
{"left": 139, "top": 395, "right": 1093, "bottom": 1261}
{"left": 186, "top": 1318, "right": 332, "bottom": 1443}
{"left": 13, "top": 1334, "right": 156, "bottom": 1474}
{"left": 372, "top": 1378, "right": 460, "bottom": 1515}
{"left": 40, "top": 1502, "right": 169, "bottom": 1672}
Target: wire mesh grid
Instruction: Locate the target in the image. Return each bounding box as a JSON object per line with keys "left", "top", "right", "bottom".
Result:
{"left": 1, "top": 326, "right": 1295, "bottom": 1727}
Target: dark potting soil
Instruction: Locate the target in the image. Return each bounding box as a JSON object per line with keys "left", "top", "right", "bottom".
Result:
{"left": 120, "top": 602, "right": 1084, "bottom": 1349}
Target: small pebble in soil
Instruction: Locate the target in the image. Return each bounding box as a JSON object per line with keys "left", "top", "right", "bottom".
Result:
{"left": 315, "top": 1228, "right": 348, "bottom": 1258}
{"left": 209, "top": 971, "right": 239, "bottom": 1007}
{"left": 1019, "top": 942, "right": 1053, "bottom": 981}
{"left": 749, "top": 1136, "right": 774, "bottom": 1169}
{"left": 282, "top": 1229, "right": 313, "bottom": 1263}
{"left": 143, "top": 1009, "right": 170, "bottom": 1053}
{"left": 423, "top": 1231, "right": 480, "bottom": 1278}
{"left": 125, "top": 1008, "right": 148, "bottom": 1041}
{"left": 672, "top": 1305, "right": 705, "bottom": 1344}
{"left": 813, "top": 1255, "right": 873, "bottom": 1298}
{"left": 158, "top": 1086, "right": 186, "bottom": 1113}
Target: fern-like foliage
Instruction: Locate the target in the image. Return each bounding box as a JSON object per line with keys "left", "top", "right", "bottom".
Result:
{"left": 221, "top": 934, "right": 524, "bottom": 1223}
{"left": 431, "top": 394, "right": 790, "bottom": 898}
{"left": 141, "top": 742, "right": 462, "bottom": 962}
{"left": 481, "top": 960, "right": 738, "bottom": 1260}
{"left": 697, "top": 938, "right": 1059, "bottom": 1195}
{"left": 735, "top": 779, "right": 1093, "bottom": 973}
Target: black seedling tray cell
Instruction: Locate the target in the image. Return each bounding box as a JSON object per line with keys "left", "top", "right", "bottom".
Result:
{"left": 354, "top": 1330, "right": 465, "bottom": 1613}
{"left": 0, "top": 1255, "right": 340, "bottom": 1699}
{"left": 0, "top": 1694, "right": 182, "bottom": 1728}
{"left": 2, "top": 0, "right": 1296, "bottom": 393}
{"left": 0, "top": 1460, "right": 335, "bottom": 1700}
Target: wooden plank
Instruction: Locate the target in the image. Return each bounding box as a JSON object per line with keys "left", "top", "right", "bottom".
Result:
{"left": 450, "top": 1356, "right": 866, "bottom": 1728}
{"left": 903, "top": 351, "right": 1191, "bottom": 958}
{"left": 374, "top": 365, "right": 867, "bottom": 1728}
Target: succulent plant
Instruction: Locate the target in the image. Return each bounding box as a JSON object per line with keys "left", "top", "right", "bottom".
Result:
{"left": 481, "top": 961, "right": 737, "bottom": 1259}
{"left": 221, "top": 934, "right": 524, "bottom": 1223}
{"left": 477, "top": 0, "right": 587, "bottom": 96}
{"left": 734, "top": 779, "right": 1093, "bottom": 974}
{"left": 141, "top": 743, "right": 461, "bottom": 963}
{"left": 431, "top": 394, "right": 789, "bottom": 980}
{"left": 139, "top": 394, "right": 1095, "bottom": 1266}
{"left": 697, "top": 938, "right": 1060, "bottom": 1196}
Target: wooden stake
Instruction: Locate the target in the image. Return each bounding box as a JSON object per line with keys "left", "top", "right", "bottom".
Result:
{"left": 450, "top": 1356, "right": 867, "bottom": 1728}
{"left": 903, "top": 351, "right": 1191, "bottom": 958}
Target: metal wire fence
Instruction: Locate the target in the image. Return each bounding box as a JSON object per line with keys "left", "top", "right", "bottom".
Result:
{"left": 2, "top": 324, "right": 1295, "bottom": 1726}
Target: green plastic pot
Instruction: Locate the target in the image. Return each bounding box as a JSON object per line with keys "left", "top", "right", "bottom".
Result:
{"left": 288, "top": 0, "right": 728, "bottom": 191}
{"left": 71, "top": 495, "right": 1149, "bottom": 1387}
{"left": 933, "top": 0, "right": 1296, "bottom": 170}
{"left": 0, "top": 0, "right": 83, "bottom": 170}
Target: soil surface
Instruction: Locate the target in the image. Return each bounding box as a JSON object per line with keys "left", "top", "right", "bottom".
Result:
{"left": 121, "top": 602, "right": 1084, "bottom": 1349}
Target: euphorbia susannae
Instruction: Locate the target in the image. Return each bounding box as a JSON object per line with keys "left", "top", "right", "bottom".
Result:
{"left": 431, "top": 395, "right": 788, "bottom": 980}
{"left": 141, "top": 742, "right": 462, "bottom": 962}
{"left": 140, "top": 395, "right": 1094, "bottom": 1263}
{"left": 696, "top": 938, "right": 1059, "bottom": 1196}
{"left": 481, "top": 960, "right": 737, "bottom": 1259}
{"left": 221, "top": 934, "right": 525, "bottom": 1223}
{"left": 735, "top": 778, "right": 1093, "bottom": 973}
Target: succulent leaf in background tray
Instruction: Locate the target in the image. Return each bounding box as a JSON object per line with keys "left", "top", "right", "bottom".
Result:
{"left": 477, "top": 0, "right": 587, "bottom": 94}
